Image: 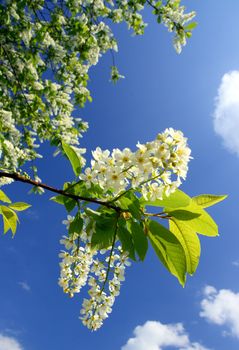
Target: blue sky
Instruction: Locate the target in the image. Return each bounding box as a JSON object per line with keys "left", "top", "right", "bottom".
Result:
{"left": 1, "top": 1, "right": 239, "bottom": 349}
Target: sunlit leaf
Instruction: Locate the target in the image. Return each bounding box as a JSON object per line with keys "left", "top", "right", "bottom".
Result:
{"left": 9, "top": 202, "right": 31, "bottom": 211}
{"left": 62, "top": 142, "right": 82, "bottom": 176}
{"left": 167, "top": 203, "right": 218, "bottom": 237}
{"left": 0, "top": 190, "right": 11, "bottom": 203}
{"left": 141, "top": 189, "right": 191, "bottom": 209}
{"left": 169, "top": 219, "right": 201, "bottom": 275}
{"left": 1, "top": 206, "right": 19, "bottom": 236}
{"left": 184, "top": 21, "right": 198, "bottom": 31}
{"left": 192, "top": 194, "right": 227, "bottom": 208}
{"left": 148, "top": 220, "right": 187, "bottom": 286}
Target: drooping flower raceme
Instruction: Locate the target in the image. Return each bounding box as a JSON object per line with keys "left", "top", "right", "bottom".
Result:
{"left": 161, "top": 0, "right": 196, "bottom": 53}
{"left": 59, "top": 214, "right": 131, "bottom": 331}
{"left": 80, "top": 247, "right": 130, "bottom": 331}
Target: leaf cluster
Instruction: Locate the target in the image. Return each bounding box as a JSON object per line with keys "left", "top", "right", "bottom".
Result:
{"left": 0, "top": 189, "right": 31, "bottom": 236}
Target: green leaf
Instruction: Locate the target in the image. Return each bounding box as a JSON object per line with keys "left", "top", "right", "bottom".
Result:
{"left": 127, "top": 220, "right": 148, "bottom": 261}
{"left": 9, "top": 202, "right": 31, "bottom": 211}
{"left": 117, "top": 219, "right": 136, "bottom": 261}
{"left": 166, "top": 210, "right": 200, "bottom": 220}
{"left": 91, "top": 214, "right": 118, "bottom": 250}
{"left": 1, "top": 206, "right": 19, "bottom": 235}
{"left": 148, "top": 220, "right": 187, "bottom": 286}
{"left": 167, "top": 203, "right": 218, "bottom": 237}
{"left": 85, "top": 207, "right": 101, "bottom": 219}
{"left": 62, "top": 142, "right": 82, "bottom": 176}
{"left": 63, "top": 197, "right": 77, "bottom": 212}
{"left": 169, "top": 219, "right": 201, "bottom": 275}
{"left": 50, "top": 195, "right": 65, "bottom": 205}
{"left": 192, "top": 194, "right": 227, "bottom": 208}
{"left": 68, "top": 212, "right": 83, "bottom": 237}
{"left": 118, "top": 192, "right": 142, "bottom": 219}
{"left": 141, "top": 189, "right": 191, "bottom": 209}
{"left": 63, "top": 181, "right": 92, "bottom": 197}
{"left": 184, "top": 21, "right": 198, "bottom": 31}
{"left": 0, "top": 190, "right": 11, "bottom": 203}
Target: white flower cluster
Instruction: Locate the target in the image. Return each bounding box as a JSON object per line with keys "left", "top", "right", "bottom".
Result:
{"left": 161, "top": 0, "right": 196, "bottom": 53}
{"left": 58, "top": 215, "right": 130, "bottom": 330}
{"left": 80, "top": 128, "right": 191, "bottom": 201}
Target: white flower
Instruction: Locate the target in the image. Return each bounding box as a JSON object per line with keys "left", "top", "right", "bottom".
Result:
{"left": 62, "top": 215, "right": 74, "bottom": 229}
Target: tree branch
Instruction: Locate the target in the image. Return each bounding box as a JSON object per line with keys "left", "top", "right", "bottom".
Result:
{"left": 0, "top": 170, "right": 121, "bottom": 212}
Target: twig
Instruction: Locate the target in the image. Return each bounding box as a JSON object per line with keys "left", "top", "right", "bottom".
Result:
{"left": 0, "top": 170, "right": 121, "bottom": 212}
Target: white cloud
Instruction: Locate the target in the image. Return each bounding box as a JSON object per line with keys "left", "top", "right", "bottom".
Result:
{"left": 200, "top": 285, "right": 239, "bottom": 338}
{"left": 0, "top": 334, "right": 23, "bottom": 350}
{"left": 213, "top": 70, "right": 239, "bottom": 155}
{"left": 18, "top": 282, "right": 31, "bottom": 292}
{"left": 121, "top": 321, "right": 210, "bottom": 350}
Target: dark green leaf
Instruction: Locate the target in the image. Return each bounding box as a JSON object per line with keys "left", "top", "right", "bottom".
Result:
{"left": 63, "top": 197, "right": 77, "bottom": 212}
{"left": 91, "top": 214, "right": 117, "bottom": 250}
{"left": 117, "top": 219, "right": 136, "bottom": 261}
{"left": 127, "top": 220, "right": 148, "bottom": 261}
{"left": 68, "top": 212, "right": 83, "bottom": 237}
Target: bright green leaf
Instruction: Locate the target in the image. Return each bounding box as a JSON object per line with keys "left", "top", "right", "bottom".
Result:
{"left": 141, "top": 189, "right": 191, "bottom": 209}
{"left": 148, "top": 220, "right": 187, "bottom": 286}
{"left": 62, "top": 142, "right": 82, "bottom": 176}
{"left": 9, "top": 202, "right": 31, "bottom": 211}
{"left": 167, "top": 203, "right": 218, "bottom": 237}
{"left": 0, "top": 190, "right": 11, "bottom": 203}
{"left": 184, "top": 21, "right": 198, "bottom": 31}
{"left": 192, "top": 194, "right": 227, "bottom": 208}
{"left": 1, "top": 206, "right": 19, "bottom": 236}
{"left": 169, "top": 219, "right": 201, "bottom": 275}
